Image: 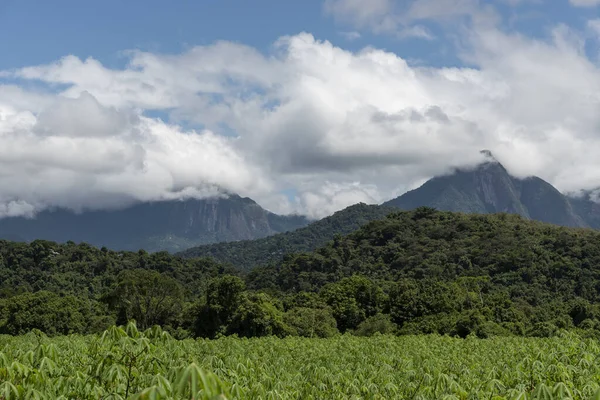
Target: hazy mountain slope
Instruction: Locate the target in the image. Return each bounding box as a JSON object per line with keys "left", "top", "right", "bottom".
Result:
{"left": 177, "top": 203, "right": 395, "bottom": 269}
{"left": 0, "top": 195, "right": 309, "bottom": 252}
{"left": 516, "top": 177, "right": 586, "bottom": 227}
{"left": 178, "top": 152, "right": 595, "bottom": 270}
{"left": 568, "top": 192, "right": 600, "bottom": 230}
{"left": 384, "top": 152, "right": 587, "bottom": 228}
{"left": 386, "top": 160, "right": 528, "bottom": 216}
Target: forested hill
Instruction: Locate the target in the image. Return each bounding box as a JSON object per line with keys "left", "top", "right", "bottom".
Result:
{"left": 5, "top": 208, "right": 600, "bottom": 339}
{"left": 177, "top": 203, "right": 395, "bottom": 269}
{"left": 249, "top": 207, "right": 600, "bottom": 294}
{"left": 246, "top": 208, "right": 600, "bottom": 336}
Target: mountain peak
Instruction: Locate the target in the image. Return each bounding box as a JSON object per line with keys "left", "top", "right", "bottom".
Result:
{"left": 384, "top": 149, "right": 587, "bottom": 229}
{"left": 479, "top": 149, "right": 497, "bottom": 162}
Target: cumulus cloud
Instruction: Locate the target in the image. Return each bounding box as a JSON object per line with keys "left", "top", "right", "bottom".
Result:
{"left": 0, "top": 201, "right": 36, "bottom": 219}
{"left": 0, "top": 92, "right": 269, "bottom": 215}
{"left": 3, "top": 8, "right": 600, "bottom": 218}
{"left": 295, "top": 181, "right": 383, "bottom": 219}
{"left": 34, "top": 92, "right": 136, "bottom": 138}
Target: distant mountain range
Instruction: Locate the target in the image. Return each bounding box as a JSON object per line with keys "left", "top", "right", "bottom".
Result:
{"left": 384, "top": 150, "right": 593, "bottom": 229}
{"left": 177, "top": 203, "right": 396, "bottom": 269}
{"left": 2, "top": 150, "right": 600, "bottom": 254}
{"left": 0, "top": 195, "right": 309, "bottom": 252}
{"left": 180, "top": 151, "right": 600, "bottom": 268}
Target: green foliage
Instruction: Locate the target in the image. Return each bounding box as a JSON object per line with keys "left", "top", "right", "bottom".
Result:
{"left": 0, "top": 239, "right": 235, "bottom": 299}
{"left": 0, "top": 291, "right": 112, "bottom": 335}
{"left": 284, "top": 307, "right": 339, "bottom": 338}
{"left": 103, "top": 269, "right": 185, "bottom": 330}
{"left": 319, "top": 276, "right": 385, "bottom": 332}
{"left": 354, "top": 313, "right": 397, "bottom": 336}
{"left": 193, "top": 276, "right": 246, "bottom": 338}
{"left": 4, "top": 326, "right": 600, "bottom": 398}
{"left": 247, "top": 209, "right": 600, "bottom": 336}
{"left": 0, "top": 322, "right": 232, "bottom": 399}
{"left": 10, "top": 208, "right": 600, "bottom": 339}
{"left": 0, "top": 239, "right": 236, "bottom": 336}
{"left": 178, "top": 203, "right": 395, "bottom": 270}
{"left": 227, "top": 292, "right": 291, "bottom": 338}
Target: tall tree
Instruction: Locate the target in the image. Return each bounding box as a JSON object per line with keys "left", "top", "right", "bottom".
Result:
{"left": 103, "top": 269, "right": 184, "bottom": 330}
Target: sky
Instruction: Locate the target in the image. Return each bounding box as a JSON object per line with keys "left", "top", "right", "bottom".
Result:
{"left": 1, "top": 0, "right": 600, "bottom": 219}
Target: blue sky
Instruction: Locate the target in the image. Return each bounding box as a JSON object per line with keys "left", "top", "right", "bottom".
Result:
{"left": 2, "top": 0, "right": 600, "bottom": 218}
{"left": 0, "top": 0, "right": 328, "bottom": 68}
{"left": 0, "top": 0, "right": 597, "bottom": 70}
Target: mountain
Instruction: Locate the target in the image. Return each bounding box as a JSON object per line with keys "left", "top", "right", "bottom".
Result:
{"left": 177, "top": 203, "right": 396, "bottom": 269}
{"left": 566, "top": 191, "right": 600, "bottom": 230}
{"left": 0, "top": 195, "right": 309, "bottom": 252}
{"left": 178, "top": 151, "right": 599, "bottom": 270}
{"left": 384, "top": 150, "right": 587, "bottom": 228}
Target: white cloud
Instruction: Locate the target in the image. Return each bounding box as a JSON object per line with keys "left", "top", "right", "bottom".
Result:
{"left": 295, "top": 181, "right": 383, "bottom": 219}
{"left": 0, "top": 201, "right": 36, "bottom": 219}
{"left": 570, "top": 0, "right": 600, "bottom": 7}
{"left": 3, "top": 20, "right": 600, "bottom": 218}
{"left": 34, "top": 91, "right": 136, "bottom": 138}
{"left": 0, "top": 92, "right": 269, "bottom": 215}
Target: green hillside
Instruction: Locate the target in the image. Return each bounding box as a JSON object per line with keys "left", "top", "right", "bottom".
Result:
{"left": 4, "top": 208, "right": 600, "bottom": 339}
{"left": 177, "top": 203, "right": 395, "bottom": 270}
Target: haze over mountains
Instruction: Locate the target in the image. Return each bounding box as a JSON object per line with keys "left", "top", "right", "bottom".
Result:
{"left": 1, "top": 150, "right": 599, "bottom": 253}
{"left": 0, "top": 195, "right": 309, "bottom": 252}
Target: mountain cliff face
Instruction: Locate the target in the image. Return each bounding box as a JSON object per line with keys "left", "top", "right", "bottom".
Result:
{"left": 384, "top": 151, "right": 588, "bottom": 228}
{"left": 0, "top": 195, "right": 309, "bottom": 252}
{"left": 177, "top": 202, "right": 396, "bottom": 269}
{"left": 567, "top": 191, "right": 600, "bottom": 230}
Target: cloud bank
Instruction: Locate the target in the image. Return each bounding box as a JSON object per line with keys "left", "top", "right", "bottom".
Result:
{"left": 3, "top": 1, "right": 600, "bottom": 218}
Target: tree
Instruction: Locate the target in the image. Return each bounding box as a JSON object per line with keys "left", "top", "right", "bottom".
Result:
{"left": 0, "top": 291, "right": 112, "bottom": 335}
{"left": 389, "top": 279, "right": 460, "bottom": 326}
{"left": 194, "top": 275, "right": 246, "bottom": 338}
{"left": 284, "top": 307, "right": 339, "bottom": 338}
{"left": 103, "top": 269, "right": 184, "bottom": 330}
{"left": 354, "top": 313, "right": 397, "bottom": 336}
{"left": 227, "top": 292, "right": 291, "bottom": 337}
{"left": 320, "top": 275, "right": 385, "bottom": 332}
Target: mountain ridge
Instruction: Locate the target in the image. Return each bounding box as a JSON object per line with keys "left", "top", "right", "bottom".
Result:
{"left": 2, "top": 151, "right": 600, "bottom": 256}
{"left": 177, "top": 202, "right": 396, "bottom": 269}
{"left": 384, "top": 152, "right": 588, "bottom": 228}
{"left": 0, "top": 195, "right": 309, "bottom": 252}
{"left": 179, "top": 153, "right": 600, "bottom": 268}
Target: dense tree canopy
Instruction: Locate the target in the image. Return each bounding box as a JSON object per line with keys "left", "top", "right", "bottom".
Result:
{"left": 177, "top": 203, "right": 394, "bottom": 270}
{"left": 5, "top": 208, "right": 600, "bottom": 338}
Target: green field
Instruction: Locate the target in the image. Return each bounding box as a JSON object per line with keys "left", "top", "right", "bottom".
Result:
{"left": 2, "top": 323, "right": 600, "bottom": 399}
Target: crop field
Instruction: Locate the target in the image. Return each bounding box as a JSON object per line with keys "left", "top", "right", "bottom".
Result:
{"left": 2, "top": 324, "right": 600, "bottom": 399}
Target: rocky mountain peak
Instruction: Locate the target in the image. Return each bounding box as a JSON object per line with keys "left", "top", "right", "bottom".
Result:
{"left": 480, "top": 149, "right": 494, "bottom": 159}
{"left": 384, "top": 150, "right": 587, "bottom": 228}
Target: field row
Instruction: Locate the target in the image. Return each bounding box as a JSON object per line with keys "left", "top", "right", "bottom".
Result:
{"left": 2, "top": 324, "right": 600, "bottom": 399}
